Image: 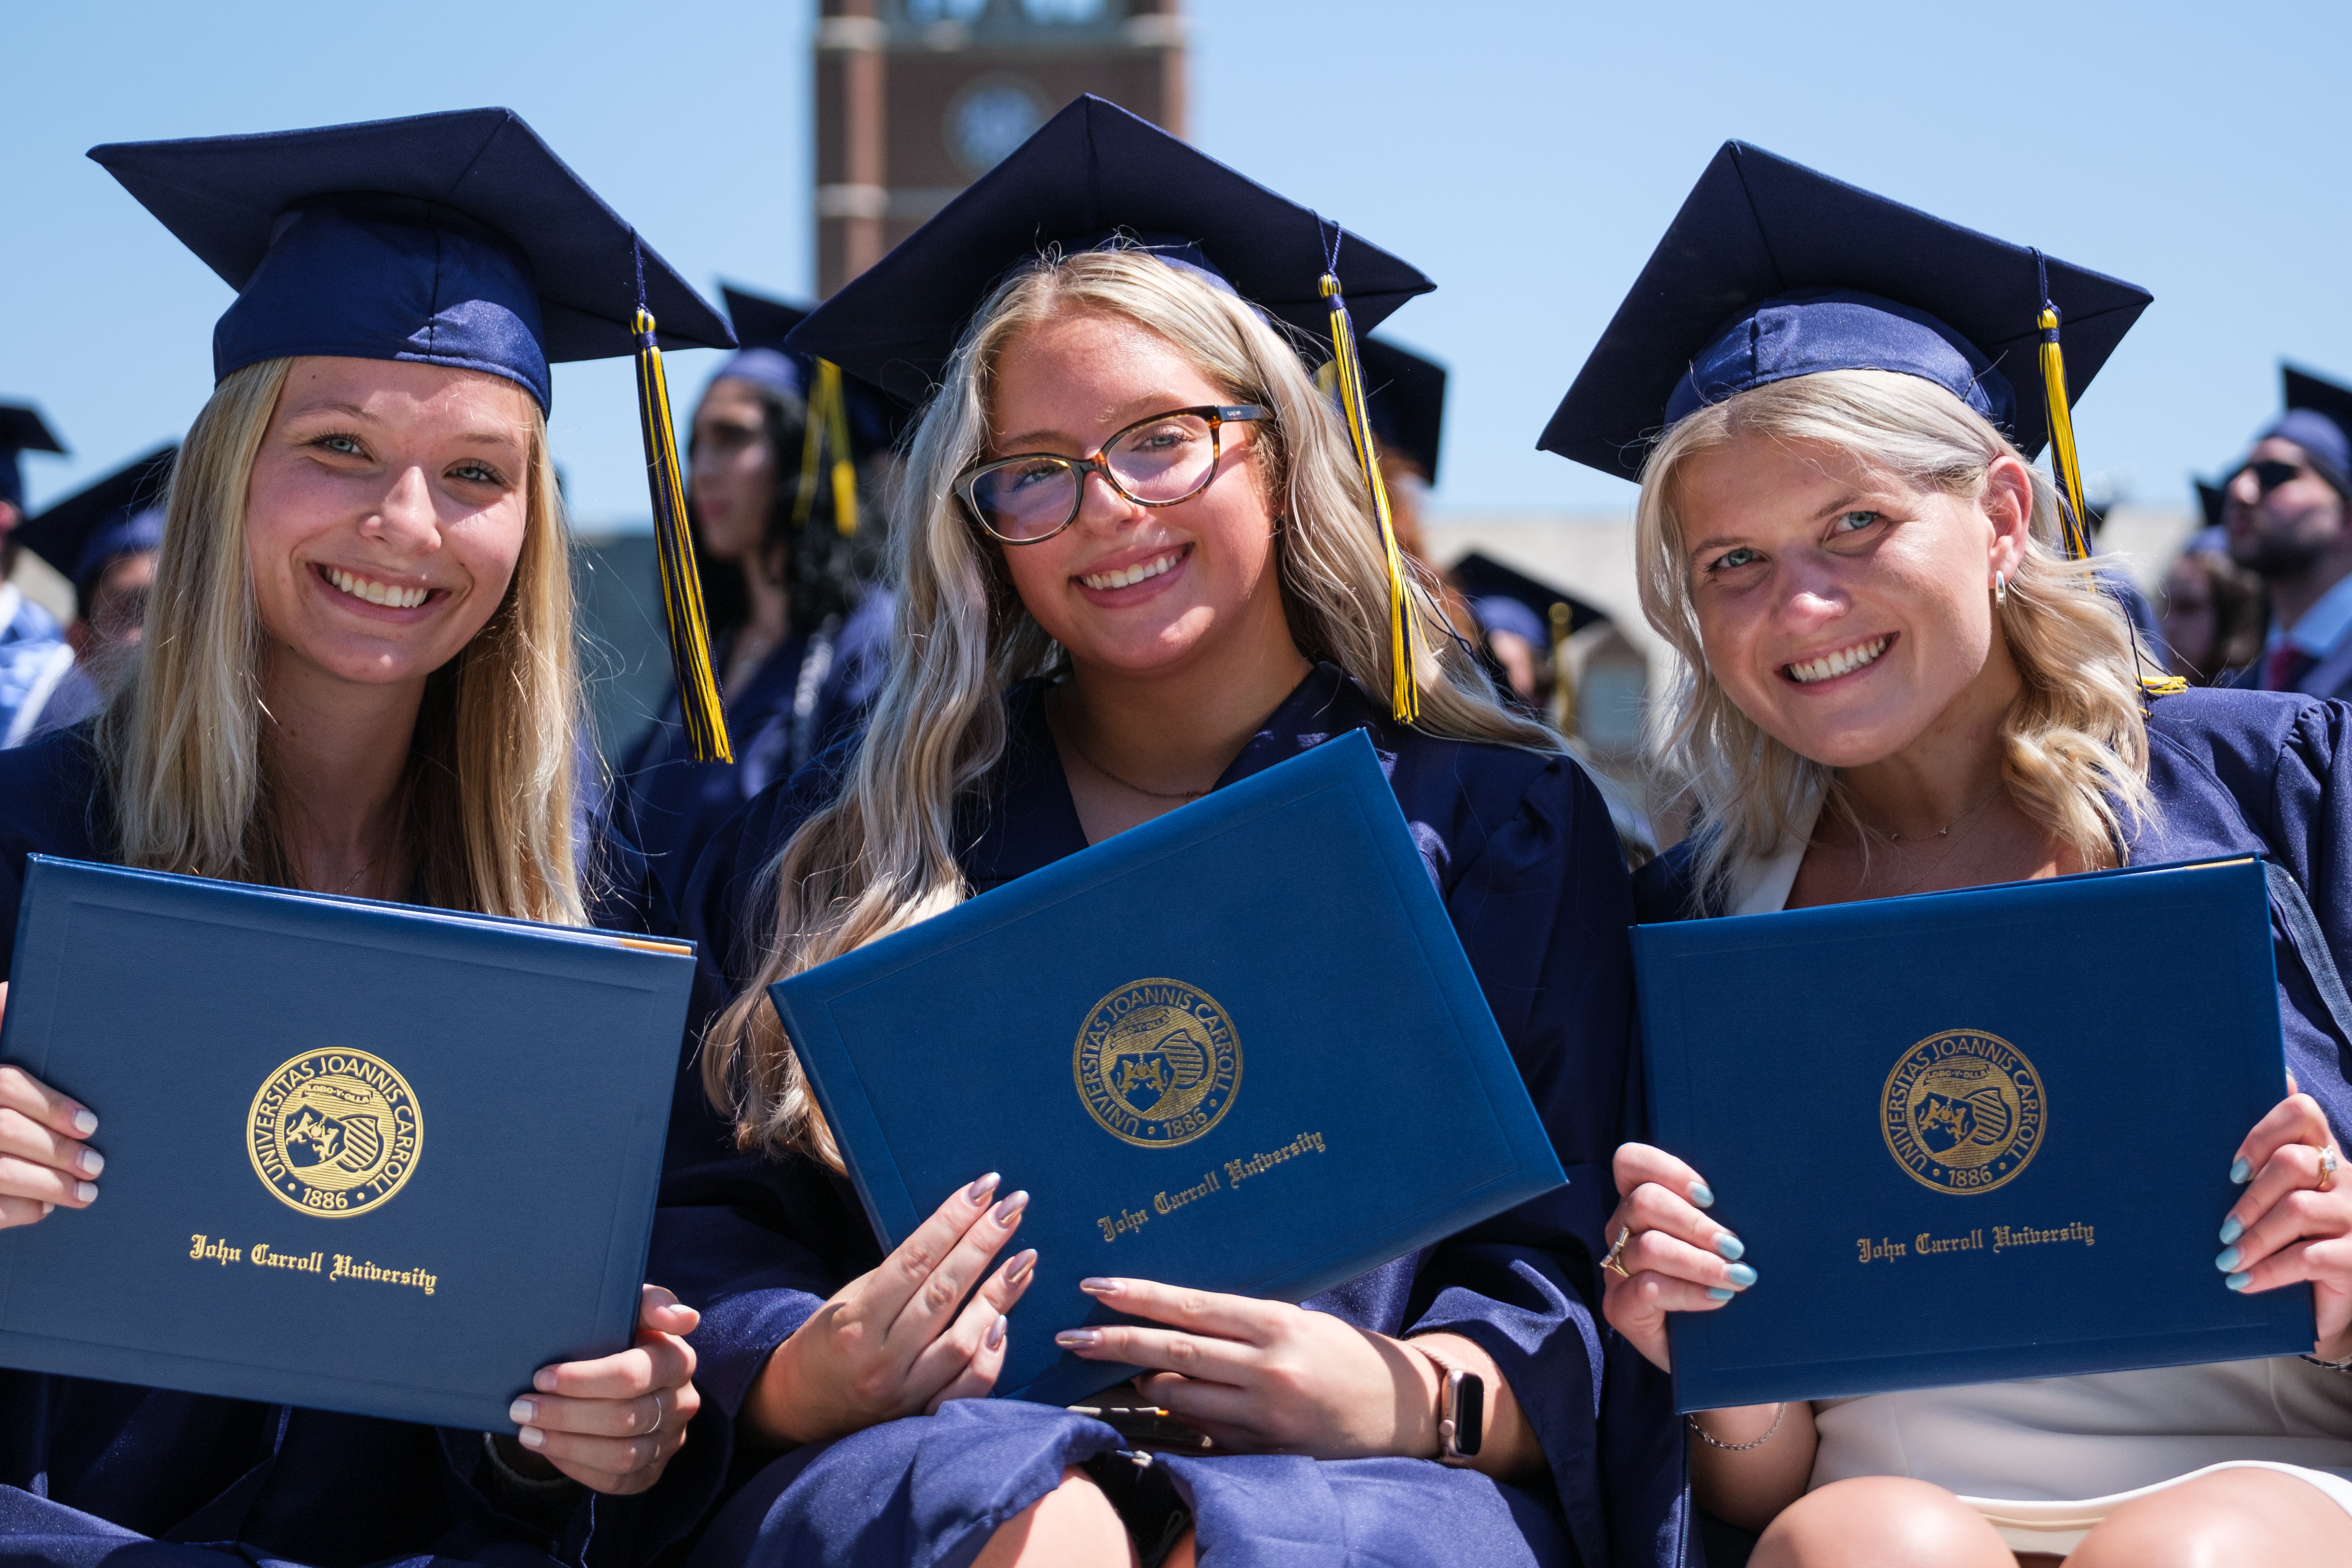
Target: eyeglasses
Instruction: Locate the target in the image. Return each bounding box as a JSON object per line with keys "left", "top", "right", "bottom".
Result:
{"left": 2236, "top": 459, "right": 2309, "bottom": 497}
{"left": 956, "top": 405, "right": 1272, "bottom": 544}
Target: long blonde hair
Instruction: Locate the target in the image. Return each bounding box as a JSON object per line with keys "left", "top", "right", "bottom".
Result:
{"left": 95, "top": 357, "right": 588, "bottom": 924}
{"left": 1635, "top": 368, "right": 2156, "bottom": 907}
{"left": 705, "top": 247, "right": 1553, "bottom": 1165}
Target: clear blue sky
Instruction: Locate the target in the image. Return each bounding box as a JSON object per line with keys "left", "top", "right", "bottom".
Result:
{"left": 5, "top": 0, "right": 2339, "bottom": 525}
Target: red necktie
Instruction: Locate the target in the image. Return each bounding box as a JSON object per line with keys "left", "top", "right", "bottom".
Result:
{"left": 2267, "top": 643, "right": 2316, "bottom": 692}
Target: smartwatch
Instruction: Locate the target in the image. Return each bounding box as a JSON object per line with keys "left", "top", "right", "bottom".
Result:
{"left": 1416, "top": 1345, "right": 1485, "bottom": 1464}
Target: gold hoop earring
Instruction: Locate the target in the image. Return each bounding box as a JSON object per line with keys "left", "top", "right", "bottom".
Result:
{"left": 1994, "top": 571, "right": 2008, "bottom": 606}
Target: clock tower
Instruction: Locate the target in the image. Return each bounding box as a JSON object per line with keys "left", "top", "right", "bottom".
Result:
{"left": 814, "top": 0, "right": 1186, "bottom": 298}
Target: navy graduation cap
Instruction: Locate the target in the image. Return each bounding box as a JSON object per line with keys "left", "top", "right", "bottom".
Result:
{"left": 2195, "top": 477, "right": 2227, "bottom": 533}
{"left": 1540, "top": 141, "right": 2152, "bottom": 560}
{"left": 2268, "top": 365, "right": 2352, "bottom": 496}
{"left": 0, "top": 406, "right": 67, "bottom": 513}
{"left": 717, "top": 284, "right": 906, "bottom": 537}
{"left": 786, "top": 93, "right": 1436, "bottom": 719}
{"left": 715, "top": 285, "right": 814, "bottom": 403}
{"left": 1358, "top": 337, "right": 1448, "bottom": 486}
{"left": 87, "top": 108, "right": 740, "bottom": 761}
{"left": 17, "top": 445, "right": 176, "bottom": 609}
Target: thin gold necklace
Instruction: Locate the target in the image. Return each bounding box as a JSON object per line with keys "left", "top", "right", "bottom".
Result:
{"left": 1052, "top": 692, "right": 1211, "bottom": 802}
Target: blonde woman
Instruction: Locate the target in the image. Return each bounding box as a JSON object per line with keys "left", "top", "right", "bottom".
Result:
{"left": 0, "top": 113, "right": 730, "bottom": 1563}
{"left": 660, "top": 100, "right": 1677, "bottom": 1568}
{"left": 1542, "top": 143, "right": 2352, "bottom": 1565}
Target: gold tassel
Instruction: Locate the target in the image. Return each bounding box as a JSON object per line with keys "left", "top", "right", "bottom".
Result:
{"left": 634, "top": 306, "right": 732, "bottom": 764}
{"left": 1320, "top": 273, "right": 1419, "bottom": 724}
{"left": 2037, "top": 304, "right": 2093, "bottom": 563}
{"left": 793, "top": 359, "right": 860, "bottom": 537}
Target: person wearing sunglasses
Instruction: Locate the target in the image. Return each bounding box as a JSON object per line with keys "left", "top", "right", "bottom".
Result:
{"left": 2226, "top": 367, "right": 2352, "bottom": 700}
{"left": 658, "top": 98, "right": 1678, "bottom": 1568}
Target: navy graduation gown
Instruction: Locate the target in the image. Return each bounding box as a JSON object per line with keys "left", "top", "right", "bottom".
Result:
{"left": 660, "top": 664, "right": 1688, "bottom": 1568}
{"left": 0, "top": 726, "right": 731, "bottom": 1568}
{"left": 614, "top": 593, "right": 891, "bottom": 899}
{"left": 1635, "top": 685, "right": 2352, "bottom": 1151}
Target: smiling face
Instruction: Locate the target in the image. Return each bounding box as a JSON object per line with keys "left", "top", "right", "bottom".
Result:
{"left": 245, "top": 356, "right": 537, "bottom": 692}
{"left": 1674, "top": 429, "right": 2031, "bottom": 770}
{"left": 984, "top": 308, "right": 1291, "bottom": 679}
{"left": 689, "top": 376, "right": 777, "bottom": 567}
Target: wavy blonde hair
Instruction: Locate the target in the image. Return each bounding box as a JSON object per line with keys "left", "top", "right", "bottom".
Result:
{"left": 1635, "top": 368, "right": 2156, "bottom": 908}
{"left": 95, "top": 357, "right": 588, "bottom": 924}
{"left": 705, "top": 247, "right": 1554, "bottom": 1165}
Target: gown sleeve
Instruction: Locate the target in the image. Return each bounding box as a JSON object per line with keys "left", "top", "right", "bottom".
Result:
{"left": 1401, "top": 753, "right": 1683, "bottom": 1568}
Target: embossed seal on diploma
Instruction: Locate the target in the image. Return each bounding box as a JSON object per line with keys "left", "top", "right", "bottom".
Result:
{"left": 1073, "top": 979, "right": 1241, "bottom": 1148}
{"left": 1881, "top": 1029, "right": 2045, "bottom": 1195}
{"left": 247, "top": 1050, "right": 423, "bottom": 1217}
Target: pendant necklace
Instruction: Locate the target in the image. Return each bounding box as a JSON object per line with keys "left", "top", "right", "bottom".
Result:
{"left": 1052, "top": 691, "right": 1211, "bottom": 802}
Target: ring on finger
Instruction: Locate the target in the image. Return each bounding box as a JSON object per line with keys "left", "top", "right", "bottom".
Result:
{"left": 646, "top": 1395, "right": 664, "bottom": 1436}
{"left": 1601, "top": 1225, "right": 1634, "bottom": 1281}
{"left": 2321, "top": 1146, "right": 2340, "bottom": 1193}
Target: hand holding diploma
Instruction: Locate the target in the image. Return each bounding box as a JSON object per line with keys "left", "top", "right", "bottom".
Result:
{"left": 0, "top": 984, "right": 104, "bottom": 1226}
{"left": 2219, "top": 1081, "right": 2352, "bottom": 1360}
{"left": 743, "top": 1171, "right": 1040, "bottom": 1447}
{"left": 504, "top": 1285, "right": 703, "bottom": 1494}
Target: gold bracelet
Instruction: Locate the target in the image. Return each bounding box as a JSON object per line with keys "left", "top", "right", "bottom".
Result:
{"left": 1687, "top": 1402, "right": 1785, "bottom": 1452}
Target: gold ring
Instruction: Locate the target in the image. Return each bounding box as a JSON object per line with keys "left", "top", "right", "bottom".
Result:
{"left": 2321, "top": 1147, "right": 2340, "bottom": 1193}
{"left": 1601, "top": 1225, "right": 1634, "bottom": 1281}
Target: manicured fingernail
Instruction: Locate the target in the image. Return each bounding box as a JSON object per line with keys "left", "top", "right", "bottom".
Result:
{"left": 968, "top": 1172, "right": 1000, "bottom": 1204}
{"left": 1077, "top": 1277, "right": 1120, "bottom": 1297}
{"left": 2216, "top": 1246, "right": 2242, "bottom": 1272}
{"left": 518, "top": 1425, "right": 546, "bottom": 1449}
{"left": 2231, "top": 1157, "right": 2252, "bottom": 1184}
{"left": 534, "top": 1369, "right": 557, "bottom": 1394}
{"left": 1056, "top": 1328, "right": 1102, "bottom": 1348}
{"left": 986, "top": 1314, "right": 1007, "bottom": 1350}
{"left": 72, "top": 1111, "right": 96, "bottom": 1136}
{"left": 509, "top": 1398, "right": 536, "bottom": 1424}
{"left": 1689, "top": 1182, "right": 1715, "bottom": 1208}
{"left": 1724, "top": 1264, "right": 1757, "bottom": 1289}
{"left": 2226, "top": 1271, "right": 2251, "bottom": 1291}
{"left": 2219, "top": 1216, "right": 2243, "bottom": 1246}
{"left": 991, "top": 1190, "right": 1029, "bottom": 1225}
{"left": 78, "top": 1150, "right": 103, "bottom": 1177}
{"left": 1714, "top": 1233, "right": 1745, "bottom": 1261}
{"left": 1707, "top": 1286, "right": 1735, "bottom": 1301}
{"left": 75, "top": 1182, "right": 95, "bottom": 1203}
{"left": 1004, "top": 1250, "right": 1037, "bottom": 1288}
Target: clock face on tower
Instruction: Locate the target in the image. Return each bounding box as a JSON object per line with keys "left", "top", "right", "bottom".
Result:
{"left": 948, "top": 78, "right": 1050, "bottom": 174}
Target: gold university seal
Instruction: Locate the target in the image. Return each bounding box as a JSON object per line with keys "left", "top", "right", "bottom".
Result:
{"left": 1073, "top": 979, "right": 1241, "bottom": 1148}
{"left": 1881, "top": 1028, "right": 2045, "bottom": 1195}
{"left": 246, "top": 1049, "right": 422, "bottom": 1217}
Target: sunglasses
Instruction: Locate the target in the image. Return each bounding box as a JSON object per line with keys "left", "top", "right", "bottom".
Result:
{"left": 2235, "top": 459, "right": 2310, "bottom": 498}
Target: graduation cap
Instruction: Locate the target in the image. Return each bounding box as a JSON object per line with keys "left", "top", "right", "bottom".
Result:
{"left": 2266, "top": 365, "right": 2352, "bottom": 496}
{"left": 88, "top": 108, "right": 740, "bottom": 761}
{"left": 715, "top": 284, "right": 908, "bottom": 537}
{"left": 16, "top": 445, "right": 176, "bottom": 609}
{"left": 1448, "top": 552, "right": 1608, "bottom": 645}
{"left": 1539, "top": 142, "right": 2152, "bottom": 559}
{"left": 2194, "top": 477, "right": 2227, "bottom": 533}
{"left": 1357, "top": 337, "right": 1447, "bottom": 485}
{"left": 785, "top": 93, "right": 1436, "bottom": 720}
{"left": 0, "top": 405, "right": 67, "bottom": 512}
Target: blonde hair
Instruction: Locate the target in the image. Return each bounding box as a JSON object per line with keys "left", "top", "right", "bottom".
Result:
{"left": 1634, "top": 369, "right": 2155, "bottom": 907}
{"left": 706, "top": 247, "right": 1553, "bottom": 1165}
{"left": 96, "top": 357, "right": 588, "bottom": 924}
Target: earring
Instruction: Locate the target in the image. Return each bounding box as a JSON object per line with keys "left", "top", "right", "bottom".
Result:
{"left": 1994, "top": 571, "right": 2008, "bottom": 606}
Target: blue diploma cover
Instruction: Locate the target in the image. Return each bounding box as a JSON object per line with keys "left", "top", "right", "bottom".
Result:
{"left": 1634, "top": 857, "right": 2316, "bottom": 1412}
{"left": 0, "top": 858, "right": 695, "bottom": 1430}
{"left": 769, "top": 732, "right": 1566, "bottom": 1405}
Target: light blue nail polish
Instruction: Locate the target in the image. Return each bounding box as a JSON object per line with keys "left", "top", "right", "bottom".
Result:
{"left": 2226, "top": 1271, "right": 2251, "bottom": 1291}
{"left": 1725, "top": 1263, "right": 1757, "bottom": 1289}
{"left": 2219, "top": 1216, "right": 2243, "bottom": 1246}
{"left": 1714, "top": 1233, "right": 1745, "bottom": 1261}
{"left": 2231, "top": 1157, "right": 2253, "bottom": 1184}
{"left": 1689, "top": 1182, "right": 1715, "bottom": 1208}
{"left": 1706, "top": 1286, "right": 1735, "bottom": 1301}
{"left": 2216, "top": 1245, "right": 2242, "bottom": 1272}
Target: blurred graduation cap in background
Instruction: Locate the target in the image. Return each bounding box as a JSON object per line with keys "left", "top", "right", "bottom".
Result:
{"left": 1356, "top": 337, "right": 1448, "bottom": 485}
{"left": 2268, "top": 365, "right": 2352, "bottom": 496}
{"left": 87, "top": 107, "right": 740, "bottom": 760}
{"left": 715, "top": 284, "right": 908, "bottom": 537}
{"left": 0, "top": 406, "right": 67, "bottom": 514}
{"left": 1539, "top": 141, "right": 2151, "bottom": 559}
{"left": 787, "top": 93, "right": 1436, "bottom": 719}
{"left": 2194, "top": 477, "right": 2227, "bottom": 533}
{"left": 17, "top": 445, "right": 176, "bottom": 611}
{"left": 1449, "top": 552, "right": 1609, "bottom": 649}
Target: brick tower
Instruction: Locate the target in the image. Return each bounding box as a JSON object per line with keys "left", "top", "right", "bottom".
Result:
{"left": 814, "top": 0, "right": 1186, "bottom": 298}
